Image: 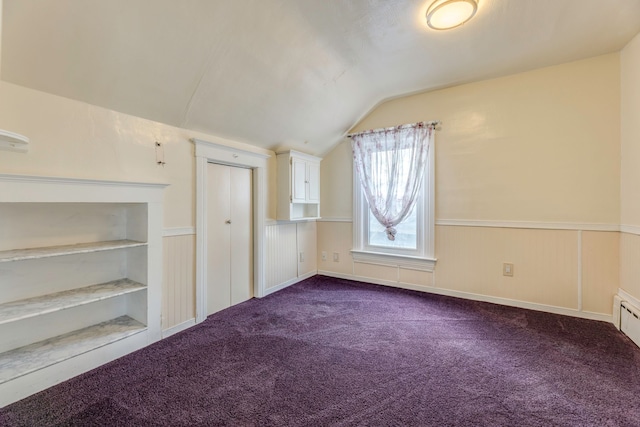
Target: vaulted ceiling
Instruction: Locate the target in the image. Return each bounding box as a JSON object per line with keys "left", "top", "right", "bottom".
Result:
{"left": 2, "top": 0, "right": 640, "bottom": 155}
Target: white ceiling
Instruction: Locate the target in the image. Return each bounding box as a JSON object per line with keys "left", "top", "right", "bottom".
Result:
{"left": 2, "top": 0, "right": 640, "bottom": 155}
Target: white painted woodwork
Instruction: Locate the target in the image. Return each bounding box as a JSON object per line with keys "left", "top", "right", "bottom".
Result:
{"left": 292, "top": 158, "right": 307, "bottom": 203}
{"left": 307, "top": 162, "right": 320, "bottom": 203}
{"left": 193, "top": 139, "right": 269, "bottom": 323}
{"left": 265, "top": 223, "right": 298, "bottom": 290}
{"left": 229, "top": 167, "right": 253, "bottom": 305}
{"left": 161, "top": 234, "right": 195, "bottom": 331}
{"left": 620, "top": 300, "right": 640, "bottom": 349}
{"left": 277, "top": 150, "right": 322, "bottom": 221}
{"left": 207, "top": 163, "right": 232, "bottom": 315}
{"left": 0, "top": 174, "right": 165, "bottom": 407}
{"left": 0, "top": 128, "right": 29, "bottom": 153}
{"left": 264, "top": 221, "right": 318, "bottom": 295}
{"left": 206, "top": 163, "right": 252, "bottom": 316}
{"left": 296, "top": 221, "right": 318, "bottom": 277}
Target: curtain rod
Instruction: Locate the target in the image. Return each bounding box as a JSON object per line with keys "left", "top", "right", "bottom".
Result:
{"left": 346, "top": 120, "right": 441, "bottom": 138}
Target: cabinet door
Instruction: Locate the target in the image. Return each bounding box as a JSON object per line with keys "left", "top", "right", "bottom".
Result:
{"left": 307, "top": 162, "right": 320, "bottom": 203}
{"left": 291, "top": 158, "right": 307, "bottom": 203}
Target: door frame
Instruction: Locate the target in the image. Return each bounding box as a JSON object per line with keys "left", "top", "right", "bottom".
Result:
{"left": 193, "top": 138, "right": 270, "bottom": 323}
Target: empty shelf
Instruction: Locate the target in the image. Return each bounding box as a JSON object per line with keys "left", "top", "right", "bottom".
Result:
{"left": 0, "top": 240, "right": 147, "bottom": 262}
{"left": 0, "top": 279, "right": 146, "bottom": 325}
{"left": 0, "top": 316, "right": 146, "bottom": 384}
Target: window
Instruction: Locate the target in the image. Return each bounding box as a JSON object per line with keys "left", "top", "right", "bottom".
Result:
{"left": 351, "top": 125, "right": 436, "bottom": 271}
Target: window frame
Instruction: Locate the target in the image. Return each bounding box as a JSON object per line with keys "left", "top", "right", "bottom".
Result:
{"left": 351, "top": 136, "right": 436, "bottom": 272}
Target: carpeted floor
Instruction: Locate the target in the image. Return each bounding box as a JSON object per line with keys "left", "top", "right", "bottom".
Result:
{"left": 1, "top": 275, "right": 640, "bottom": 426}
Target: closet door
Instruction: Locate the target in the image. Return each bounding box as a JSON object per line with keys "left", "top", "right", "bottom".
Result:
{"left": 230, "top": 167, "right": 252, "bottom": 305}
{"left": 206, "top": 163, "right": 253, "bottom": 316}
{"left": 207, "top": 163, "right": 232, "bottom": 315}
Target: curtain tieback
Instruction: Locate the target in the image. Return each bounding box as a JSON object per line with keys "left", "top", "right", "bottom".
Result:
{"left": 385, "top": 226, "right": 397, "bottom": 241}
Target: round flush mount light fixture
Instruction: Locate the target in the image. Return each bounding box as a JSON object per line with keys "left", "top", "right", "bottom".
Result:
{"left": 426, "top": 0, "right": 478, "bottom": 30}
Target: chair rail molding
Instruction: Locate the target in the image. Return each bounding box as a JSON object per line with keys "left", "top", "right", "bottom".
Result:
{"left": 192, "top": 139, "right": 270, "bottom": 323}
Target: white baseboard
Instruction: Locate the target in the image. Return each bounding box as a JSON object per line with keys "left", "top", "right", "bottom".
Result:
{"left": 262, "top": 271, "right": 317, "bottom": 297}
{"left": 162, "top": 318, "right": 196, "bottom": 338}
{"left": 317, "top": 270, "right": 612, "bottom": 323}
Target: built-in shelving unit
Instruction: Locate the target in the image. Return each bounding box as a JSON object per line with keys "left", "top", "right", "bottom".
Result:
{"left": 0, "top": 279, "right": 146, "bottom": 325}
{"left": 276, "top": 150, "right": 321, "bottom": 221}
{"left": 0, "top": 174, "right": 166, "bottom": 407}
{"left": 0, "top": 240, "right": 147, "bottom": 262}
{"left": 0, "top": 316, "right": 145, "bottom": 384}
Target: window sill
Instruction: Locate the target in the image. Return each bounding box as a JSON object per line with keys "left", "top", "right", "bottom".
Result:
{"left": 350, "top": 250, "right": 437, "bottom": 272}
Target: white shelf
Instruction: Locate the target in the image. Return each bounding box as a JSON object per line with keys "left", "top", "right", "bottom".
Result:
{"left": 0, "top": 129, "right": 29, "bottom": 153}
{"left": 0, "top": 239, "right": 147, "bottom": 263}
{"left": 0, "top": 279, "right": 146, "bottom": 325}
{"left": 0, "top": 316, "right": 146, "bottom": 384}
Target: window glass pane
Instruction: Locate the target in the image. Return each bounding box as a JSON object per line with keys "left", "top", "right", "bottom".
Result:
{"left": 366, "top": 147, "right": 418, "bottom": 250}
{"left": 368, "top": 205, "right": 417, "bottom": 249}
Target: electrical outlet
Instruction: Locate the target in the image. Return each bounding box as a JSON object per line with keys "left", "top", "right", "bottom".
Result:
{"left": 321, "top": 251, "right": 327, "bottom": 261}
{"left": 503, "top": 263, "right": 514, "bottom": 277}
{"left": 299, "top": 252, "right": 305, "bottom": 263}
{"left": 333, "top": 252, "right": 339, "bottom": 262}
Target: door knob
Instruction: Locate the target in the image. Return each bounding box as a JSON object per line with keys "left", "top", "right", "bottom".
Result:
{"left": 225, "top": 219, "right": 232, "bottom": 224}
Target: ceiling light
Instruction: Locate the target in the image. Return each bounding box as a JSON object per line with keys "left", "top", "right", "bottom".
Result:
{"left": 426, "top": 0, "right": 478, "bottom": 30}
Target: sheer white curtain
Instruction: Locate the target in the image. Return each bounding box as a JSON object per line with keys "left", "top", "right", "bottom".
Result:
{"left": 351, "top": 122, "right": 434, "bottom": 241}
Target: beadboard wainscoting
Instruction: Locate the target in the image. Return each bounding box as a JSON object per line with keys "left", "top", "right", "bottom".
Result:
{"left": 265, "top": 221, "right": 317, "bottom": 295}
{"left": 317, "top": 219, "right": 618, "bottom": 322}
{"left": 620, "top": 230, "right": 640, "bottom": 307}
{"left": 162, "top": 229, "right": 196, "bottom": 337}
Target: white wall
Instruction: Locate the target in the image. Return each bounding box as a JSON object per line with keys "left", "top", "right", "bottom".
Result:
{"left": 0, "top": 81, "right": 277, "bottom": 227}
{"left": 0, "top": 81, "right": 278, "bottom": 330}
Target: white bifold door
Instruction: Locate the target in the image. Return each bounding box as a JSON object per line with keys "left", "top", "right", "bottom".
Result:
{"left": 206, "top": 163, "right": 253, "bottom": 316}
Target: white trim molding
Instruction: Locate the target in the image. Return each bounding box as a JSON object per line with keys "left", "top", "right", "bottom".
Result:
{"left": 317, "top": 217, "right": 353, "bottom": 223}
{"left": 618, "top": 288, "right": 640, "bottom": 312}
{"left": 351, "top": 250, "right": 437, "bottom": 272}
{"left": 192, "top": 139, "right": 270, "bottom": 323}
{"left": 318, "top": 271, "right": 612, "bottom": 323}
{"left": 620, "top": 224, "right": 640, "bottom": 236}
{"left": 352, "top": 132, "right": 435, "bottom": 261}
{"left": 162, "top": 227, "right": 196, "bottom": 237}
{"left": 436, "top": 219, "right": 619, "bottom": 232}
{"left": 162, "top": 318, "right": 196, "bottom": 338}
{"left": 263, "top": 271, "right": 317, "bottom": 297}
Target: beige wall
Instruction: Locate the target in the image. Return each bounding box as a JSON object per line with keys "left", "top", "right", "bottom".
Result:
{"left": 320, "top": 140, "right": 353, "bottom": 218}
{"left": 0, "top": 81, "right": 277, "bottom": 227}
{"left": 318, "top": 221, "right": 619, "bottom": 317}
{"left": 323, "top": 54, "right": 621, "bottom": 224}
{"left": 620, "top": 32, "right": 640, "bottom": 303}
{"left": 621, "top": 33, "right": 640, "bottom": 227}
{"left": 319, "top": 54, "right": 622, "bottom": 318}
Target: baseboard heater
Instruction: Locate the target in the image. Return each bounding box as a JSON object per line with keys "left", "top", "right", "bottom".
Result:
{"left": 615, "top": 295, "right": 640, "bottom": 349}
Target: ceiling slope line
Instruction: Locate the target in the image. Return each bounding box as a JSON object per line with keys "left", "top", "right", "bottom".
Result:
{"left": 179, "top": 43, "right": 220, "bottom": 130}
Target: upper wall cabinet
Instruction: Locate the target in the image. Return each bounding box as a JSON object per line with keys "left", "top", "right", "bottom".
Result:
{"left": 277, "top": 150, "right": 321, "bottom": 221}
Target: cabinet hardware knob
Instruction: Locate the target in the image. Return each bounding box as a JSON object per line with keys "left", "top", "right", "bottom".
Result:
{"left": 225, "top": 220, "right": 232, "bottom": 224}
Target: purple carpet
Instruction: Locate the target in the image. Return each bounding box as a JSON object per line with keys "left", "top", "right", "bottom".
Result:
{"left": 2, "top": 275, "right": 640, "bottom": 426}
